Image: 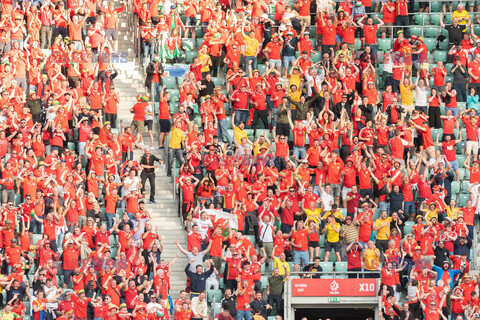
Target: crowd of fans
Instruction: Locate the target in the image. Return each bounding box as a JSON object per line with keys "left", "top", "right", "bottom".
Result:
{"left": 2, "top": 0, "right": 480, "bottom": 319}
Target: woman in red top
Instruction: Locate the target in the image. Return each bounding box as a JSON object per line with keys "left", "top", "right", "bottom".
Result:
{"left": 307, "top": 220, "right": 319, "bottom": 262}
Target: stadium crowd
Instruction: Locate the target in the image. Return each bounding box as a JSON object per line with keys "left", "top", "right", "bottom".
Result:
{"left": 2, "top": 0, "right": 480, "bottom": 319}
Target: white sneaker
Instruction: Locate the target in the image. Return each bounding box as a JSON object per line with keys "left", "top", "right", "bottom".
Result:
{"left": 149, "top": 146, "right": 155, "bottom": 150}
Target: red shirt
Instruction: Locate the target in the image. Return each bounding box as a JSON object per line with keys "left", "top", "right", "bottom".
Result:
{"left": 363, "top": 25, "right": 378, "bottom": 44}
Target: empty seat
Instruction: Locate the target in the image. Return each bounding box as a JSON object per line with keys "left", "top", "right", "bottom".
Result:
{"left": 451, "top": 181, "right": 460, "bottom": 195}
{"left": 410, "top": 26, "right": 422, "bottom": 37}
{"left": 414, "top": 14, "right": 427, "bottom": 25}
{"left": 378, "top": 38, "right": 392, "bottom": 52}
{"left": 185, "top": 51, "right": 196, "bottom": 64}
{"left": 430, "top": 1, "right": 443, "bottom": 12}
{"left": 430, "top": 14, "right": 441, "bottom": 26}
{"left": 207, "top": 289, "right": 222, "bottom": 303}
{"left": 424, "top": 27, "right": 440, "bottom": 38}
{"left": 458, "top": 193, "right": 470, "bottom": 207}
{"left": 404, "top": 221, "right": 414, "bottom": 236}
{"left": 163, "top": 77, "right": 176, "bottom": 89}
{"left": 335, "top": 261, "right": 348, "bottom": 272}
{"left": 434, "top": 51, "right": 447, "bottom": 62}
{"left": 311, "top": 52, "right": 321, "bottom": 63}
{"left": 461, "top": 181, "right": 470, "bottom": 192}
{"left": 424, "top": 38, "right": 436, "bottom": 51}
{"left": 320, "top": 262, "right": 334, "bottom": 278}
{"left": 212, "top": 77, "right": 223, "bottom": 86}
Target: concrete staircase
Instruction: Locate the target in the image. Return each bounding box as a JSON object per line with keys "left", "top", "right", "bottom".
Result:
{"left": 115, "top": 11, "right": 188, "bottom": 300}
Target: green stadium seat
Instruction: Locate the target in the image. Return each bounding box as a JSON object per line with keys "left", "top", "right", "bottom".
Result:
{"left": 320, "top": 262, "right": 334, "bottom": 278}
{"left": 431, "top": 129, "right": 443, "bottom": 142}
{"left": 445, "top": 15, "right": 452, "bottom": 24}
{"left": 261, "top": 276, "right": 268, "bottom": 289}
{"left": 196, "top": 38, "right": 204, "bottom": 49}
{"left": 466, "top": 168, "right": 470, "bottom": 180}
{"left": 355, "top": 38, "right": 362, "bottom": 51}
{"left": 185, "top": 51, "right": 196, "bottom": 64}
{"left": 424, "top": 38, "right": 436, "bottom": 51}
{"left": 214, "top": 302, "right": 222, "bottom": 315}
{"left": 245, "top": 235, "right": 256, "bottom": 246}
{"left": 458, "top": 193, "right": 470, "bottom": 207}
{"left": 182, "top": 38, "right": 194, "bottom": 51}
{"left": 319, "top": 234, "right": 325, "bottom": 247}
{"left": 439, "top": 39, "right": 448, "bottom": 51}
{"left": 169, "top": 89, "right": 180, "bottom": 102}
{"left": 410, "top": 26, "right": 422, "bottom": 37}
{"left": 434, "top": 51, "right": 447, "bottom": 62}
{"left": 335, "top": 262, "right": 348, "bottom": 272}
{"left": 212, "top": 77, "right": 223, "bottom": 86}
{"left": 404, "top": 221, "right": 414, "bottom": 236}
{"left": 457, "top": 168, "right": 465, "bottom": 181}
{"left": 257, "top": 64, "right": 266, "bottom": 75}
{"left": 457, "top": 141, "right": 465, "bottom": 154}
{"left": 457, "top": 155, "right": 467, "bottom": 167}
{"left": 319, "top": 248, "right": 325, "bottom": 260}
{"left": 329, "top": 251, "right": 337, "bottom": 262}
{"left": 414, "top": 14, "right": 427, "bottom": 25}
{"left": 378, "top": 38, "right": 392, "bottom": 52}
{"left": 445, "top": 76, "right": 453, "bottom": 83}
{"left": 451, "top": 181, "right": 460, "bottom": 195}
{"left": 67, "top": 142, "right": 76, "bottom": 151}
{"left": 430, "top": 14, "right": 441, "bottom": 26}
{"left": 14, "top": 194, "right": 21, "bottom": 206}
{"left": 207, "top": 289, "right": 222, "bottom": 303}
{"left": 424, "top": 27, "right": 440, "bottom": 38}
{"left": 461, "top": 181, "right": 470, "bottom": 192}
{"left": 311, "top": 52, "right": 321, "bottom": 63}
{"left": 430, "top": 1, "right": 442, "bottom": 12}
{"left": 163, "top": 77, "right": 176, "bottom": 89}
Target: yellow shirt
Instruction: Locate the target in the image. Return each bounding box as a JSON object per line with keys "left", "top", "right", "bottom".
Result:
{"left": 452, "top": 10, "right": 470, "bottom": 25}
{"left": 288, "top": 73, "right": 302, "bottom": 91}
{"left": 374, "top": 217, "right": 392, "bottom": 240}
{"left": 233, "top": 126, "right": 248, "bottom": 145}
{"left": 400, "top": 83, "right": 414, "bottom": 106}
{"left": 326, "top": 222, "right": 341, "bottom": 243}
{"left": 273, "top": 257, "right": 290, "bottom": 276}
{"left": 322, "top": 210, "right": 344, "bottom": 221}
{"left": 169, "top": 127, "right": 185, "bottom": 149}
{"left": 446, "top": 206, "right": 462, "bottom": 220}
{"left": 244, "top": 36, "right": 259, "bottom": 57}
{"left": 253, "top": 142, "right": 270, "bottom": 156}
{"left": 425, "top": 209, "right": 439, "bottom": 222}
{"left": 364, "top": 248, "right": 380, "bottom": 270}
{"left": 288, "top": 90, "right": 301, "bottom": 110}
{"left": 199, "top": 52, "right": 211, "bottom": 73}
{"left": 305, "top": 208, "right": 322, "bottom": 224}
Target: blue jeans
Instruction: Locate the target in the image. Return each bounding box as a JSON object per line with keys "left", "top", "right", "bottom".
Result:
{"left": 272, "top": 108, "right": 278, "bottom": 128}
{"left": 106, "top": 212, "right": 116, "bottom": 230}
{"left": 244, "top": 56, "right": 257, "bottom": 77}
{"left": 446, "top": 106, "right": 459, "bottom": 116}
{"left": 293, "top": 146, "right": 306, "bottom": 163}
{"left": 153, "top": 82, "right": 162, "bottom": 104}
{"left": 234, "top": 110, "right": 249, "bottom": 126}
{"left": 142, "top": 41, "right": 155, "bottom": 65}
{"left": 217, "top": 118, "right": 232, "bottom": 146}
{"left": 404, "top": 201, "right": 415, "bottom": 215}
{"left": 237, "top": 310, "right": 251, "bottom": 320}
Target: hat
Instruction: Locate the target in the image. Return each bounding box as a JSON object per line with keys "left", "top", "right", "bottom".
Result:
{"left": 52, "top": 100, "right": 60, "bottom": 106}
{"left": 120, "top": 304, "right": 127, "bottom": 309}
{"left": 65, "top": 311, "right": 74, "bottom": 316}
{"left": 275, "top": 82, "right": 283, "bottom": 88}
{"left": 473, "top": 160, "right": 479, "bottom": 164}
{"left": 362, "top": 202, "right": 369, "bottom": 207}
{"left": 60, "top": 159, "right": 66, "bottom": 163}
{"left": 286, "top": 21, "right": 292, "bottom": 26}
{"left": 346, "top": 156, "right": 354, "bottom": 163}
{"left": 397, "top": 30, "right": 404, "bottom": 35}
{"left": 304, "top": 31, "right": 310, "bottom": 35}
{"left": 355, "top": 1, "right": 362, "bottom": 5}
{"left": 345, "top": 216, "right": 352, "bottom": 221}
{"left": 214, "top": 86, "right": 222, "bottom": 91}
{"left": 414, "top": 246, "right": 421, "bottom": 250}
{"left": 259, "top": 145, "right": 267, "bottom": 150}
{"left": 418, "top": 37, "right": 424, "bottom": 42}
{"left": 433, "top": 185, "right": 440, "bottom": 191}
{"left": 38, "top": 161, "right": 45, "bottom": 166}
{"left": 416, "top": 215, "right": 423, "bottom": 220}
{"left": 411, "top": 34, "right": 418, "bottom": 40}
{"left": 78, "top": 289, "right": 85, "bottom": 295}
{"left": 109, "top": 305, "right": 118, "bottom": 310}
{"left": 85, "top": 43, "right": 91, "bottom": 48}
{"left": 352, "top": 147, "right": 359, "bottom": 152}
{"left": 213, "top": 32, "right": 221, "bottom": 39}
{"left": 442, "top": 260, "right": 451, "bottom": 266}
{"left": 140, "top": 95, "right": 149, "bottom": 102}
{"left": 205, "top": 95, "right": 211, "bottom": 99}
{"left": 402, "top": 39, "right": 410, "bottom": 45}
{"left": 153, "top": 55, "right": 160, "bottom": 61}
{"left": 286, "top": 31, "right": 294, "bottom": 36}
{"left": 464, "top": 274, "right": 472, "bottom": 278}
{"left": 104, "top": 121, "right": 111, "bottom": 126}
{"left": 209, "top": 146, "right": 215, "bottom": 151}
{"left": 44, "top": 240, "right": 51, "bottom": 244}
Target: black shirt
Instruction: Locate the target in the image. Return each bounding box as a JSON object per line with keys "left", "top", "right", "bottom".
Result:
{"left": 139, "top": 154, "right": 161, "bottom": 174}
{"left": 221, "top": 296, "right": 237, "bottom": 316}
{"left": 199, "top": 79, "right": 215, "bottom": 98}
{"left": 452, "top": 64, "right": 467, "bottom": 83}
{"left": 250, "top": 299, "right": 268, "bottom": 318}
{"left": 445, "top": 24, "right": 466, "bottom": 44}
{"left": 434, "top": 246, "right": 450, "bottom": 267}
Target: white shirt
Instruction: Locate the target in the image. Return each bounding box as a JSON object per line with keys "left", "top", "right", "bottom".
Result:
{"left": 44, "top": 286, "right": 58, "bottom": 308}
{"left": 123, "top": 176, "right": 140, "bottom": 193}
{"left": 195, "top": 218, "right": 213, "bottom": 239}
{"left": 415, "top": 86, "right": 428, "bottom": 106}
{"left": 259, "top": 220, "right": 274, "bottom": 242}
{"left": 145, "top": 103, "right": 154, "bottom": 121}
{"left": 321, "top": 189, "right": 334, "bottom": 211}
{"left": 304, "top": 71, "right": 325, "bottom": 97}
